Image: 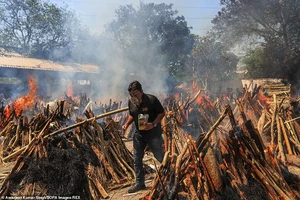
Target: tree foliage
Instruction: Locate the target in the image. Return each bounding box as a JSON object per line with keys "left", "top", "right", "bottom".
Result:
{"left": 106, "top": 2, "right": 194, "bottom": 82}
{"left": 212, "top": 0, "right": 300, "bottom": 84}
{"left": 190, "top": 35, "right": 238, "bottom": 82}
{"left": 0, "top": 0, "right": 79, "bottom": 59}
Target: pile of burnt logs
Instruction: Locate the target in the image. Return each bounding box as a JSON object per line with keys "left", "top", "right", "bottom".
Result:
{"left": 141, "top": 87, "right": 300, "bottom": 199}
{"left": 0, "top": 101, "right": 133, "bottom": 199}
{"left": 1, "top": 84, "right": 300, "bottom": 199}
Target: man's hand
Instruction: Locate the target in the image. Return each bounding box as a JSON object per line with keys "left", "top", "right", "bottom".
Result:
{"left": 143, "top": 122, "right": 156, "bottom": 130}
{"left": 122, "top": 115, "right": 134, "bottom": 132}
{"left": 122, "top": 124, "right": 128, "bottom": 131}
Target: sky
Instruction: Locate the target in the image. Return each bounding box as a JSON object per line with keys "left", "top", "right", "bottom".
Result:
{"left": 47, "top": 0, "right": 222, "bottom": 36}
{"left": 39, "top": 0, "right": 224, "bottom": 100}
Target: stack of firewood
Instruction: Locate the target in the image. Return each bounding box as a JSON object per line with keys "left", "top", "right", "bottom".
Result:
{"left": 1, "top": 83, "right": 300, "bottom": 199}
{"left": 141, "top": 87, "right": 300, "bottom": 199}
{"left": 0, "top": 101, "right": 133, "bottom": 199}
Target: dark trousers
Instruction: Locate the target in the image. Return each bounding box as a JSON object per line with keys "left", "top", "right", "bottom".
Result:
{"left": 133, "top": 130, "right": 164, "bottom": 185}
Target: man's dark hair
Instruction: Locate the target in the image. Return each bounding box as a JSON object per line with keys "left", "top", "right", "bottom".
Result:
{"left": 128, "top": 80, "right": 142, "bottom": 92}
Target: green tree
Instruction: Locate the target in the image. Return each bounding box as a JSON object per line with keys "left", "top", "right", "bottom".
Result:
{"left": 0, "top": 0, "right": 79, "bottom": 59}
{"left": 190, "top": 35, "right": 238, "bottom": 82}
{"left": 212, "top": 0, "right": 300, "bottom": 84}
{"left": 106, "top": 2, "right": 194, "bottom": 84}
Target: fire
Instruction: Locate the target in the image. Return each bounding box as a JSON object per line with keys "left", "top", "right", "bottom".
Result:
{"left": 196, "top": 95, "right": 214, "bottom": 109}
{"left": 257, "top": 90, "right": 272, "bottom": 106}
{"left": 4, "top": 106, "right": 12, "bottom": 118}
{"left": 67, "top": 81, "right": 73, "bottom": 97}
{"left": 12, "top": 76, "right": 37, "bottom": 116}
{"left": 191, "top": 82, "right": 214, "bottom": 109}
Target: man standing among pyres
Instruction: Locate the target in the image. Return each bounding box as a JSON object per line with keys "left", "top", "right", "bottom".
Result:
{"left": 122, "top": 80, "right": 165, "bottom": 193}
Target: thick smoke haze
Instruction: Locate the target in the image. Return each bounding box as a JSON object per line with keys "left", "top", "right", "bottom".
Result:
{"left": 1, "top": 0, "right": 222, "bottom": 106}
{"left": 87, "top": 35, "right": 170, "bottom": 103}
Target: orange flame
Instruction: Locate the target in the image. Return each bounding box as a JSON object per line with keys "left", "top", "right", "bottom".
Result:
{"left": 191, "top": 82, "right": 214, "bottom": 109}
{"left": 67, "top": 81, "right": 73, "bottom": 97}
{"left": 196, "top": 95, "right": 214, "bottom": 109}
{"left": 257, "top": 90, "right": 272, "bottom": 106}
{"left": 13, "top": 76, "right": 37, "bottom": 116}
{"left": 4, "top": 106, "right": 12, "bottom": 118}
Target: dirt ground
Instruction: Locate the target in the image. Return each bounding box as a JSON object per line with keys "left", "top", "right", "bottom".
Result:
{"left": 106, "top": 139, "right": 156, "bottom": 200}
{"left": 107, "top": 176, "right": 154, "bottom": 200}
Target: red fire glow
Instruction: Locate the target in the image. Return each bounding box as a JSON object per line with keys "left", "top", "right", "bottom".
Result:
{"left": 67, "top": 81, "right": 73, "bottom": 97}
{"left": 191, "top": 82, "right": 214, "bottom": 109}
{"left": 12, "top": 76, "right": 37, "bottom": 116}
{"left": 4, "top": 106, "right": 12, "bottom": 118}
{"left": 257, "top": 90, "right": 272, "bottom": 106}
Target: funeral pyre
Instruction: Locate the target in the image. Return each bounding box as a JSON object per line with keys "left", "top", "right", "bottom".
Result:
{"left": 0, "top": 77, "right": 134, "bottom": 199}
{"left": 0, "top": 78, "right": 300, "bottom": 200}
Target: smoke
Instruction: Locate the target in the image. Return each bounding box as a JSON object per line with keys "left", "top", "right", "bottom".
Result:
{"left": 44, "top": 0, "right": 221, "bottom": 101}
{"left": 50, "top": 2, "right": 176, "bottom": 103}
{"left": 0, "top": 1, "right": 194, "bottom": 105}
{"left": 86, "top": 34, "right": 170, "bottom": 103}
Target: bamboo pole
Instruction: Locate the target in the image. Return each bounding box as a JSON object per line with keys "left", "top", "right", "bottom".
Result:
{"left": 44, "top": 107, "right": 129, "bottom": 139}
{"left": 270, "top": 94, "right": 277, "bottom": 151}
{"left": 2, "top": 107, "right": 129, "bottom": 162}
{"left": 276, "top": 116, "right": 286, "bottom": 162}
{"left": 279, "top": 117, "right": 293, "bottom": 155}
{"left": 284, "top": 116, "right": 300, "bottom": 124}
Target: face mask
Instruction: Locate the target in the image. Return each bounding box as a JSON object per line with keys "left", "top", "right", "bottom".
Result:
{"left": 131, "top": 97, "right": 139, "bottom": 105}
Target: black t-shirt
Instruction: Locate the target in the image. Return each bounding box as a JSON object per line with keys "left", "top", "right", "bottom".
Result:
{"left": 128, "top": 93, "right": 164, "bottom": 134}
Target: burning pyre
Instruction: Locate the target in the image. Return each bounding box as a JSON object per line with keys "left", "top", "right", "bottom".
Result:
{"left": 140, "top": 82, "right": 300, "bottom": 200}
{"left": 0, "top": 77, "right": 134, "bottom": 199}
{"left": 0, "top": 79, "right": 300, "bottom": 200}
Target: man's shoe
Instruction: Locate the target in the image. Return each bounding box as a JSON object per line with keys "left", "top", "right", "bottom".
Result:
{"left": 128, "top": 184, "right": 146, "bottom": 193}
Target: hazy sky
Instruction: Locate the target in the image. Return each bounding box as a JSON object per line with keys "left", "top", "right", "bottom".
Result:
{"left": 47, "top": 0, "right": 222, "bottom": 36}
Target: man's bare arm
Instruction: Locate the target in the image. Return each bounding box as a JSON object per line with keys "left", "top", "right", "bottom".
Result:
{"left": 122, "top": 115, "right": 134, "bottom": 131}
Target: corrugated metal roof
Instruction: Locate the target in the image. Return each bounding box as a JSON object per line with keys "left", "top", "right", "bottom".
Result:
{"left": 0, "top": 54, "right": 99, "bottom": 74}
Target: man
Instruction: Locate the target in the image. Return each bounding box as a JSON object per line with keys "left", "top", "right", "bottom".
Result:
{"left": 122, "top": 80, "right": 165, "bottom": 193}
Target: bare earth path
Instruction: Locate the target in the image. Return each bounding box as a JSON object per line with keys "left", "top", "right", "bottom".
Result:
{"left": 106, "top": 139, "right": 156, "bottom": 200}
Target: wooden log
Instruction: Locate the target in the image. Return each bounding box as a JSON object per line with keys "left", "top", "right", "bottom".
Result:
{"left": 244, "top": 118, "right": 267, "bottom": 159}
{"left": 148, "top": 151, "right": 171, "bottom": 199}
{"left": 258, "top": 161, "right": 296, "bottom": 200}
{"left": 257, "top": 109, "right": 266, "bottom": 135}
{"left": 169, "top": 141, "right": 189, "bottom": 199}
{"left": 236, "top": 100, "right": 247, "bottom": 123}
{"left": 292, "top": 120, "right": 300, "bottom": 140}
{"left": 289, "top": 138, "right": 300, "bottom": 152}
{"left": 183, "top": 175, "right": 197, "bottom": 199}
{"left": 45, "top": 107, "right": 129, "bottom": 139}
{"left": 183, "top": 89, "right": 202, "bottom": 110}
{"left": 152, "top": 159, "right": 168, "bottom": 200}
{"left": 279, "top": 117, "right": 293, "bottom": 155}
{"left": 92, "top": 146, "right": 121, "bottom": 183}
{"left": 270, "top": 94, "right": 278, "bottom": 152}
{"left": 203, "top": 146, "right": 223, "bottom": 192}
{"left": 239, "top": 151, "right": 280, "bottom": 200}
{"left": 88, "top": 176, "right": 109, "bottom": 199}
{"left": 188, "top": 138, "right": 205, "bottom": 189}
{"left": 2, "top": 108, "right": 59, "bottom": 161}
{"left": 276, "top": 116, "right": 286, "bottom": 162}
{"left": 197, "top": 105, "right": 229, "bottom": 150}
{"left": 108, "top": 144, "right": 135, "bottom": 180}
{"left": 285, "top": 122, "right": 300, "bottom": 144}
